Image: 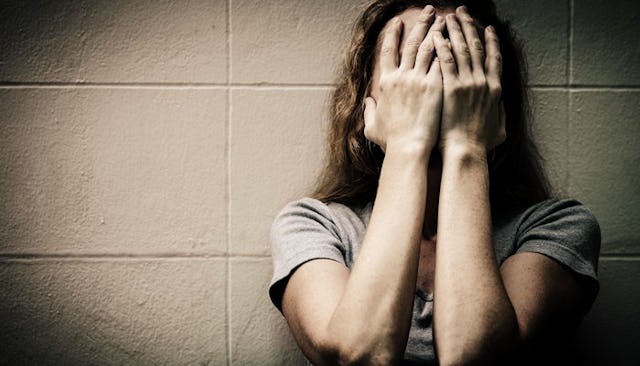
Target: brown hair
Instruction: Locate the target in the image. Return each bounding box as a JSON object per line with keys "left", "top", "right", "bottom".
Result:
{"left": 311, "top": 0, "right": 551, "bottom": 214}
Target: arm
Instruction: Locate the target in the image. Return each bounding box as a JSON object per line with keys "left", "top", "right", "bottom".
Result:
{"left": 432, "top": 7, "right": 595, "bottom": 365}
{"left": 281, "top": 7, "right": 444, "bottom": 365}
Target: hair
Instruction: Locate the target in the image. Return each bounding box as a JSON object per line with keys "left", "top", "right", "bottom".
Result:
{"left": 311, "top": 0, "right": 551, "bottom": 214}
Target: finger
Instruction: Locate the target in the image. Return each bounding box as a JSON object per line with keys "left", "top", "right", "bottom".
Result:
{"left": 432, "top": 32, "right": 457, "bottom": 81}
{"left": 414, "top": 15, "right": 446, "bottom": 74}
{"left": 379, "top": 17, "right": 403, "bottom": 72}
{"left": 497, "top": 101, "right": 507, "bottom": 146}
{"left": 426, "top": 57, "right": 442, "bottom": 84}
{"left": 445, "top": 14, "right": 472, "bottom": 76}
{"left": 484, "top": 26, "right": 502, "bottom": 89}
{"left": 399, "top": 5, "right": 435, "bottom": 70}
{"left": 456, "top": 6, "right": 485, "bottom": 74}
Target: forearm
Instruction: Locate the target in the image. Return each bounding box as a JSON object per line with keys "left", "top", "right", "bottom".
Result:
{"left": 433, "top": 144, "right": 519, "bottom": 365}
{"left": 327, "top": 144, "right": 429, "bottom": 364}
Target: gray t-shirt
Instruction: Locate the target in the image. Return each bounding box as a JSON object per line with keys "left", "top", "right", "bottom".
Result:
{"left": 268, "top": 197, "right": 600, "bottom": 364}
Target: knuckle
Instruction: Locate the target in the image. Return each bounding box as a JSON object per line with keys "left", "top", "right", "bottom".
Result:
{"left": 456, "top": 43, "right": 470, "bottom": 56}
{"left": 405, "top": 38, "right": 421, "bottom": 49}
{"left": 442, "top": 54, "right": 456, "bottom": 64}
{"left": 418, "top": 41, "right": 434, "bottom": 54}
{"left": 445, "top": 87, "right": 459, "bottom": 98}
{"left": 489, "top": 83, "right": 502, "bottom": 96}
{"left": 419, "top": 78, "right": 437, "bottom": 92}
{"left": 448, "top": 82, "right": 463, "bottom": 94}
{"left": 381, "top": 46, "right": 395, "bottom": 57}
{"left": 472, "top": 39, "right": 484, "bottom": 51}
{"left": 456, "top": 78, "right": 473, "bottom": 89}
{"left": 462, "top": 16, "right": 474, "bottom": 25}
{"left": 473, "top": 79, "right": 485, "bottom": 90}
{"left": 379, "top": 75, "right": 400, "bottom": 90}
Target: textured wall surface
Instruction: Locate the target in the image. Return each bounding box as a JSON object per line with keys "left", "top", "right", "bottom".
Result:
{"left": 1, "top": 0, "right": 638, "bottom": 365}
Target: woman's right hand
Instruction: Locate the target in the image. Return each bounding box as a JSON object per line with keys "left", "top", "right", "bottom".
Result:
{"left": 364, "top": 6, "right": 445, "bottom": 157}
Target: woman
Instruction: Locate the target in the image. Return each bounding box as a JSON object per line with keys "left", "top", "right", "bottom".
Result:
{"left": 268, "top": 1, "right": 600, "bottom": 365}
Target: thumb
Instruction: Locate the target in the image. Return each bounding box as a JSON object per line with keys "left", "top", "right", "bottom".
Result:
{"left": 364, "top": 97, "right": 377, "bottom": 127}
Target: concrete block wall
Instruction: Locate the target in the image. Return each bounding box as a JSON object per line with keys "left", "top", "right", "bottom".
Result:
{"left": 0, "top": 0, "right": 638, "bottom": 364}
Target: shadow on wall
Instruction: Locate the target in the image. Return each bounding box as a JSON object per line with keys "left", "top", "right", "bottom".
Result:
{"left": 570, "top": 260, "right": 640, "bottom": 365}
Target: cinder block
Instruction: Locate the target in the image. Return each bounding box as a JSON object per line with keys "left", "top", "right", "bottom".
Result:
{"left": 0, "top": 0, "right": 227, "bottom": 83}
{"left": 568, "top": 91, "right": 640, "bottom": 253}
{"left": 0, "top": 259, "right": 227, "bottom": 365}
{"left": 494, "top": 0, "right": 569, "bottom": 85}
{"left": 230, "top": 89, "right": 328, "bottom": 255}
{"left": 570, "top": 258, "right": 640, "bottom": 365}
{"left": 231, "top": 0, "right": 362, "bottom": 84}
{"left": 530, "top": 89, "right": 569, "bottom": 195}
{"left": 0, "top": 89, "right": 226, "bottom": 255}
{"left": 230, "top": 258, "right": 306, "bottom": 365}
{"left": 573, "top": 0, "right": 640, "bottom": 85}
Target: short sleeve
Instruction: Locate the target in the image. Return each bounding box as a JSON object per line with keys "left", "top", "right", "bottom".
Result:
{"left": 268, "top": 197, "right": 348, "bottom": 311}
{"left": 515, "top": 199, "right": 601, "bottom": 283}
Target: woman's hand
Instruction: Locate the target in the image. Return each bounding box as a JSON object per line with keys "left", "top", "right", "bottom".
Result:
{"left": 364, "top": 6, "right": 445, "bottom": 157}
{"left": 433, "top": 7, "right": 506, "bottom": 152}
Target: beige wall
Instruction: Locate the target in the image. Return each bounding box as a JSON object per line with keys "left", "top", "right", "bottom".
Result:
{"left": 0, "top": 0, "right": 638, "bottom": 364}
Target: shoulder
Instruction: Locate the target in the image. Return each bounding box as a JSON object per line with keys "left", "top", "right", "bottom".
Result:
{"left": 271, "top": 197, "right": 371, "bottom": 241}
{"left": 502, "top": 198, "right": 601, "bottom": 283}
{"left": 521, "top": 198, "right": 599, "bottom": 224}
{"left": 517, "top": 198, "right": 601, "bottom": 245}
{"left": 272, "top": 197, "right": 338, "bottom": 232}
{"left": 269, "top": 197, "right": 371, "bottom": 310}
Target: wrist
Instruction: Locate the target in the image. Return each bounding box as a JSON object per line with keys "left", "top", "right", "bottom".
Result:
{"left": 385, "top": 140, "right": 433, "bottom": 163}
{"left": 441, "top": 142, "right": 487, "bottom": 166}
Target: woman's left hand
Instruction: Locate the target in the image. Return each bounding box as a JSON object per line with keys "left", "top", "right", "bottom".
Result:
{"left": 433, "top": 6, "right": 506, "bottom": 152}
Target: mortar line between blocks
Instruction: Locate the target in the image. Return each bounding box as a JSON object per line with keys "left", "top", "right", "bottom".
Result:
{"left": 226, "top": 0, "right": 233, "bottom": 364}
{"left": 529, "top": 86, "right": 640, "bottom": 91}
{"left": 599, "top": 255, "right": 640, "bottom": 261}
{"left": 0, "top": 82, "right": 335, "bottom": 89}
{"left": 226, "top": 258, "right": 232, "bottom": 366}
{"left": 567, "top": 89, "right": 573, "bottom": 194}
{"left": 568, "top": 0, "right": 574, "bottom": 85}
{"left": 0, "top": 254, "right": 270, "bottom": 262}
{"left": 1, "top": 83, "right": 639, "bottom": 91}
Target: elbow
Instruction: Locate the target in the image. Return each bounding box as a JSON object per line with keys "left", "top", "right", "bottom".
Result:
{"left": 437, "top": 348, "right": 488, "bottom": 366}
{"left": 332, "top": 343, "right": 398, "bottom": 366}
{"left": 435, "top": 323, "right": 521, "bottom": 366}
{"left": 436, "top": 342, "right": 485, "bottom": 366}
{"left": 318, "top": 334, "right": 400, "bottom": 366}
{"left": 338, "top": 352, "right": 396, "bottom": 366}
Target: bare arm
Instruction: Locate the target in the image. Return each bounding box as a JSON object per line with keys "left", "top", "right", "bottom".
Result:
{"left": 432, "top": 7, "right": 595, "bottom": 365}
{"left": 281, "top": 7, "right": 445, "bottom": 365}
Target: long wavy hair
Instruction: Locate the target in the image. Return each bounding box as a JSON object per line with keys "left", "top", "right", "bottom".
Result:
{"left": 311, "top": 0, "right": 551, "bottom": 214}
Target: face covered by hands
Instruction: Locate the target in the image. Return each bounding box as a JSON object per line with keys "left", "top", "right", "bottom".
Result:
{"left": 433, "top": 6, "right": 506, "bottom": 152}
{"left": 364, "top": 5, "right": 445, "bottom": 158}
{"left": 365, "top": 5, "right": 506, "bottom": 158}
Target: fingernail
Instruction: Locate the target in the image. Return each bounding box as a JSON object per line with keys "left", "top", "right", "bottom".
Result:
{"left": 487, "top": 25, "right": 495, "bottom": 33}
{"left": 460, "top": 5, "right": 468, "bottom": 12}
{"left": 425, "top": 5, "right": 435, "bottom": 14}
{"left": 436, "top": 15, "right": 444, "bottom": 23}
{"left": 394, "top": 16, "right": 401, "bottom": 24}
